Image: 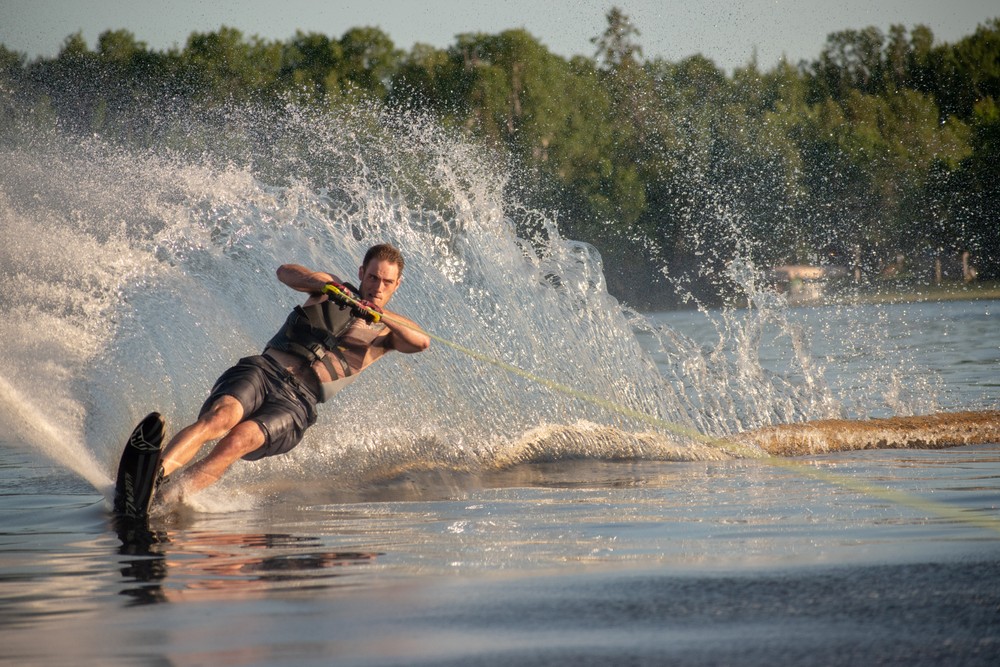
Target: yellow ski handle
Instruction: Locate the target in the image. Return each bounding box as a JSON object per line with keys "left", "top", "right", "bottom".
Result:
{"left": 322, "top": 282, "right": 355, "bottom": 305}
{"left": 322, "top": 282, "right": 382, "bottom": 323}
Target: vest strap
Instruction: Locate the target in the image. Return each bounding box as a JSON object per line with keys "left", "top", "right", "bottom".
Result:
{"left": 264, "top": 282, "right": 367, "bottom": 380}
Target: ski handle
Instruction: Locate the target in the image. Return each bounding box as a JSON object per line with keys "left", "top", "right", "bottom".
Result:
{"left": 322, "top": 282, "right": 382, "bottom": 324}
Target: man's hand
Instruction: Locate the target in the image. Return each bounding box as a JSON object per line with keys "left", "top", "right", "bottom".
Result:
{"left": 352, "top": 300, "right": 383, "bottom": 324}
{"left": 324, "top": 282, "right": 382, "bottom": 323}
{"left": 323, "top": 281, "right": 355, "bottom": 307}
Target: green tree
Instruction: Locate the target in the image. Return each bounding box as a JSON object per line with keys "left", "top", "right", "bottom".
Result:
{"left": 590, "top": 7, "right": 652, "bottom": 227}
{"left": 388, "top": 42, "right": 453, "bottom": 112}
{"left": 338, "top": 27, "right": 401, "bottom": 101}
{"left": 0, "top": 44, "right": 28, "bottom": 134}
{"left": 809, "top": 27, "right": 886, "bottom": 100}
{"left": 27, "top": 32, "right": 104, "bottom": 133}
{"left": 930, "top": 18, "right": 1000, "bottom": 120}
{"left": 182, "top": 27, "right": 282, "bottom": 103}
{"left": 907, "top": 24, "right": 936, "bottom": 93}
{"left": 5, "top": 15, "right": 998, "bottom": 299}
{"left": 278, "top": 31, "right": 344, "bottom": 101}
{"left": 955, "top": 98, "right": 1000, "bottom": 278}
{"left": 90, "top": 29, "right": 185, "bottom": 137}
{"left": 591, "top": 6, "right": 642, "bottom": 69}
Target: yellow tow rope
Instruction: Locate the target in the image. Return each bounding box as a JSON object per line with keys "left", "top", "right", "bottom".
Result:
{"left": 338, "top": 283, "right": 1000, "bottom": 536}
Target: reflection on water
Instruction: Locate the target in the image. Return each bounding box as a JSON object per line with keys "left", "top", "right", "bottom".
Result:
{"left": 114, "top": 519, "right": 379, "bottom": 605}
{"left": 1, "top": 444, "right": 999, "bottom": 667}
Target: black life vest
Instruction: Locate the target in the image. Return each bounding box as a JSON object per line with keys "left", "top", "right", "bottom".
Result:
{"left": 265, "top": 282, "right": 371, "bottom": 382}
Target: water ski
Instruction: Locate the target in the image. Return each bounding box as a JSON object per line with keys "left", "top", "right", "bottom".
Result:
{"left": 113, "top": 412, "right": 165, "bottom": 520}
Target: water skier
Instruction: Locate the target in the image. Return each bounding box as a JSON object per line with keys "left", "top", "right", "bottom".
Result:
{"left": 156, "top": 243, "right": 430, "bottom": 504}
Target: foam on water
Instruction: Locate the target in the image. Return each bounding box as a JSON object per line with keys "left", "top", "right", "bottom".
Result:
{"left": 0, "top": 102, "right": 959, "bottom": 502}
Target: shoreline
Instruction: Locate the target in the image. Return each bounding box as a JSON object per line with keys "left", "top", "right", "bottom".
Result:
{"left": 820, "top": 281, "right": 1000, "bottom": 307}
{"left": 638, "top": 282, "right": 1000, "bottom": 313}
{"left": 735, "top": 282, "right": 998, "bottom": 311}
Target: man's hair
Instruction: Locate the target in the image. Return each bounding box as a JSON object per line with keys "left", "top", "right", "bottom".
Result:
{"left": 363, "top": 243, "right": 405, "bottom": 273}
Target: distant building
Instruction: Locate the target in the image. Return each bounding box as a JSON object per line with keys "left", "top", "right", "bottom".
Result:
{"left": 771, "top": 265, "right": 849, "bottom": 304}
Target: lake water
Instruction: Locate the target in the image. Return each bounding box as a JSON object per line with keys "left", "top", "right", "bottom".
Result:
{"left": 2, "top": 300, "right": 998, "bottom": 666}
{"left": 1, "top": 112, "right": 998, "bottom": 665}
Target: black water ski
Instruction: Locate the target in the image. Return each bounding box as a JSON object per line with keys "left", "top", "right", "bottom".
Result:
{"left": 113, "top": 412, "right": 165, "bottom": 520}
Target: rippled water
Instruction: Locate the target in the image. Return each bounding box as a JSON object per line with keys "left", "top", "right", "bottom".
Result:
{"left": 2, "top": 435, "right": 999, "bottom": 666}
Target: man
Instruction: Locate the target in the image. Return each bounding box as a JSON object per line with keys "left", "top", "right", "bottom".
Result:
{"left": 157, "top": 243, "right": 429, "bottom": 504}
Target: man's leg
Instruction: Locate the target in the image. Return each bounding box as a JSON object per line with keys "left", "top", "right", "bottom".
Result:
{"left": 161, "top": 395, "right": 245, "bottom": 476}
{"left": 159, "top": 419, "right": 266, "bottom": 502}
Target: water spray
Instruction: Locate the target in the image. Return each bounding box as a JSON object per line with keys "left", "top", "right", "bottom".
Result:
{"left": 380, "top": 310, "right": 1000, "bottom": 536}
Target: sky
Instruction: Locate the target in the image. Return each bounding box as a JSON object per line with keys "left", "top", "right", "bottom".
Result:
{"left": 2, "top": 0, "right": 997, "bottom": 73}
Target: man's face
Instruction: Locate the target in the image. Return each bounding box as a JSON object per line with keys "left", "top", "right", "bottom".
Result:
{"left": 358, "top": 258, "right": 401, "bottom": 308}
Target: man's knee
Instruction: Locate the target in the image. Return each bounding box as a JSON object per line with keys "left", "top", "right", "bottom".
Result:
{"left": 214, "top": 420, "right": 265, "bottom": 460}
{"left": 200, "top": 395, "right": 244, "bottom": 432}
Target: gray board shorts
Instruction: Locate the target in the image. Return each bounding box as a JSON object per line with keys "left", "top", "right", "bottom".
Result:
{"left": 200, "top": 355, "right": 318, "bottom": 461}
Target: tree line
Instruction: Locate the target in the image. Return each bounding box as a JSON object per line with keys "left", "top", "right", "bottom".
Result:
{"left": 1, "top": 9, "right": 997, "bottom": 306}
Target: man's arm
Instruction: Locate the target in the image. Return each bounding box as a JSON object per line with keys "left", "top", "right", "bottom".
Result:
{"left": 276, "top": 264, "right": 341, "bottom": 302}
{"left": 380, "top": 310, "right": 431, "bottom": 354}
{"left": 277, "top": 263, "right": 430, "bottom": 353}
